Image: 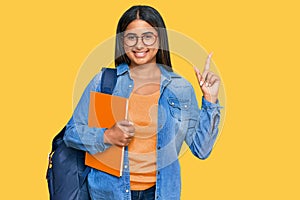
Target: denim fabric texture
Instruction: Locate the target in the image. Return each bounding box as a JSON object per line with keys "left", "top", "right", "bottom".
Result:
{"left": 64, "top": 63, "right": 222, "bottom": 200}
{"left": 131, "top": 185, "right": 156, "bottom": 200}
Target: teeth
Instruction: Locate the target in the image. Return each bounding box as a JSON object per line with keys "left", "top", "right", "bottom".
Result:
{"left": 134, "top": 51, "right": 147, "bottom": 58}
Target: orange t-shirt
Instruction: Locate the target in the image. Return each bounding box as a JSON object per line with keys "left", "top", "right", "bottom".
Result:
{"left": 128, "top": 89, "right": 160, "bottom": 190}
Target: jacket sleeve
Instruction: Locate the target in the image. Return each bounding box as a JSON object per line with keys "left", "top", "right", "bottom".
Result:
{"left": 185, "top": 86, "right": 222, "bottom": 159}
{"left": 63, "top": 72, "right": 111, "bottom": 155}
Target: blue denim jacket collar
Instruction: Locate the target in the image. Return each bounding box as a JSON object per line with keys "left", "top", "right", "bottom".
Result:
{"left": 116, "top": 63, "right": 180, "bottom": 91}
{"left": 116, "top": 63, "right": 129, "bottom": 76}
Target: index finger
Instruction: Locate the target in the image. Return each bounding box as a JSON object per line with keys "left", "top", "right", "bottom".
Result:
{"left": 203, "top": 52, "right": 213, "bottom": 72}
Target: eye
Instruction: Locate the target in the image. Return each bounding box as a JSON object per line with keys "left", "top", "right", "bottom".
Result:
{"left": 126, "top": 35, "right": 136, "bottom": 41}
{"left": 143, "top": 34, "right": 154, "bottom": 40}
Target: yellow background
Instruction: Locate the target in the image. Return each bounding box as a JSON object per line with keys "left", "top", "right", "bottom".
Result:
{"left": 0, "top": 0, "right": 299, "bottom": 199}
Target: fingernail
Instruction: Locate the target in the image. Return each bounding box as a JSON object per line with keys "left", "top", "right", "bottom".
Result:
{"left": 200, "top": 81, "right": 204, "bottom": 86}
{"left": 206, "top": 82, "right": 209, "bottom": 87}
{"left": 193, "top": 66, "right": 199, "bottom": 72}
{"left": 129, "top": 121, "right": 134, "bottom": 125}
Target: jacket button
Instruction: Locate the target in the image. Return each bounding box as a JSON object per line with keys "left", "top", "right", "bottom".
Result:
{"left": 157, "top": 146, "right": 161, "bottom": 150}
{"left": 126, "top": 189, "right": 129, "bottom": 193}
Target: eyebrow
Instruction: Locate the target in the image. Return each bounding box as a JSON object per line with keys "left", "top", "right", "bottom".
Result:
{"left": 124, "top": 31, "right": 155, "bottom": 36}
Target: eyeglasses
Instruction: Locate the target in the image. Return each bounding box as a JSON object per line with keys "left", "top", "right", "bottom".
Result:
{"left": 123, "top": 33, "right": 158, "bottom": 47}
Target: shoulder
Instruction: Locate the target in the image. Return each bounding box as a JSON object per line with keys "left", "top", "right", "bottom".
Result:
{"left": 91, "top": 69, "right": 104, "bottom": 86}
{"left": 86, "top": 68, "right": 108, "bottom": 92}
{"left": 160, "top": 65, "right": 192, "bottom": 88}
{"left": 161, "top": 70, "right": 196, "bottom": 101}
{"left": 168, "top": 71, "right": 193, "bottom": 90}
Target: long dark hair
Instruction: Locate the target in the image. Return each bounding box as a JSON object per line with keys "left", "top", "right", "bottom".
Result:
{"left": 115, "top": 5, "right": 172, "bottom": 71}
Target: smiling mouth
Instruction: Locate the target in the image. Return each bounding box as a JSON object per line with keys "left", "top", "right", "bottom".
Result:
{"left": 133, "top": 50, "right": 149, "bottom": 58}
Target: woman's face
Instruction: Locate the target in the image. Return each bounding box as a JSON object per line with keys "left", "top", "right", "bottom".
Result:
{"left": 123, "top": 19, "right": 159, "bottom": 67}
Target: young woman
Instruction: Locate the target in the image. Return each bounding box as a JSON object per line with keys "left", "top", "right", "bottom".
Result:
{"left": 64, "top": 5, "right": 222, "bottom": 200}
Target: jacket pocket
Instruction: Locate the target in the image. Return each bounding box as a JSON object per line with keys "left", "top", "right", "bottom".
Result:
{"left": 167, "top": 97, "right": 191, "bottom": 121}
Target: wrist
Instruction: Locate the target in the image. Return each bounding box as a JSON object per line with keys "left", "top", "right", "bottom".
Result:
{"left": 204, "top": 94, "right": 218, "bottom": 104}
{"left": 103, "top": 129, "right": 111, "bottom": 144}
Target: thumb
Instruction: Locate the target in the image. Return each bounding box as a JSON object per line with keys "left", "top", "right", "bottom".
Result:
{"left": 118, "top": 120, "right": 134, "bottom": 127}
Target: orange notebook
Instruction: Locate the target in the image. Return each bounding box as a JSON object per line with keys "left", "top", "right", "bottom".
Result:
{"left": 85, "top": 91, "right": 128, "bottom": 177}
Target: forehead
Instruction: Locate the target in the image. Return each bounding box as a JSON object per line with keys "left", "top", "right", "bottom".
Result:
{"left": 125, "top": 19, "right": 157, "bottom": 35}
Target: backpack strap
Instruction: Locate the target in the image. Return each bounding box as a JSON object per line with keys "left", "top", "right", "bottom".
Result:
{"left": 100, "top": 67, "right": 118, "bottom": 94}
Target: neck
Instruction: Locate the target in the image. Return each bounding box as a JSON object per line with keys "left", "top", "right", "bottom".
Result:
{"left": 129, "top": 63, "right": 160, "bottom": 78}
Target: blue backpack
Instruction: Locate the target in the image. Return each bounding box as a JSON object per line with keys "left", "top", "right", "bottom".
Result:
{"left": 46, "top": 68, "right": 117, "bottom": 200}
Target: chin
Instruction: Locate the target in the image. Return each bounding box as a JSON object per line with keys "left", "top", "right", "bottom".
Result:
{"left": 132, "top": 59, "right": 151, "bottom": 66}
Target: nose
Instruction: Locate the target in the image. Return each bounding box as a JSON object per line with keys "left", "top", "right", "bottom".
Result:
{"left": 135, "top": 37, "right": 145, "bottom": 49}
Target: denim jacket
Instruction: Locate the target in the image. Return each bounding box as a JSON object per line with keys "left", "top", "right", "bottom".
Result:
{"left": 64, "top": 63, "right": 222, "bottom": 200}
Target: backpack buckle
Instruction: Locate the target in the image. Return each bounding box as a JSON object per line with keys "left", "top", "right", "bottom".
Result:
{"left": 48, "top": 152, "right": 53, "bottom": 168}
